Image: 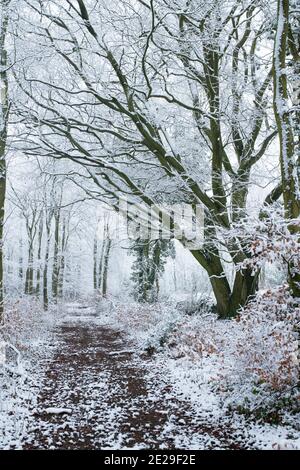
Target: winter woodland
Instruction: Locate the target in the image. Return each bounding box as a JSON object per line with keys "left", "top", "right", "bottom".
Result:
{"left": 0, "top": 0, "right": 300, "bottom": 451}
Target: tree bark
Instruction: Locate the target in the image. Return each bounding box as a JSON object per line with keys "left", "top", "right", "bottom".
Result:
{"left": 43, "top": 220, "right": 51, "bottom": 311}
{"left": 0, "top": 0, "right": 10, "bottom": 322}
{"left": 273, "top": 0, "right": 300, "bottom": 297}
{"left": 229, "top": 268, "right": 260, "bottom": 314}
{"left": 19, "top": 237, "right": 23, "bottom": 289}
{"left": 52, "top": 209, "right": 60, "bottom": 300}
{"left": 191, "top": 248, "right": 259, "bottom": 318}
{"left": 24, "top": 245, "right": 34, "bottom": 295}
{"left": 35, "top": 216, "right": 43, "bottom": 296}
{"left": 93, "top": 235, "right": 98, "bottom": 291}
{"left": 102, "top": 239, "right": 111, "bottom": 298}
{"left": 57, "top": 216, "right": 67, "bottom": 299}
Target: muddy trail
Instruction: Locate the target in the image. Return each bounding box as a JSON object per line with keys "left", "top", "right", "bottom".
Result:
{"left": 22, "top": 304, "right": 253, "bottom": 450}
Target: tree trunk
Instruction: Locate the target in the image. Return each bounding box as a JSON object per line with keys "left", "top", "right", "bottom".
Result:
{"left": 229, "top": 268, "right": 260, "bottom": 315}
{"left": 57, "top": 252, "right": 65, "bottom": 299}
{"left": 57, "top": 217, "right": 67, "bottom": 299}
{"left": 52, "top": 210, "right": 60, "bottom": 300}
{"left": 191, "top": 249, "right": 259, "bottom": 318}
{"left": 97, "top": 224, "right": 107, "bottom": 292}
{"left": 19, "top": 237, "right": 23, "bottom": 289}
{"left": 25, "top": 245, "right": 34, "bottom": 295}
{"left": 93, "top": 235, "right": 98, "bottom": 291}
{"left": 35, "top": 216, "right": 43, "bottom": 296}
{"left": 102, "top": 239, "right": 111, "bottom": 298}
{"left": 148, "top": 241, "right": 161, "bottom": 302}
{"left": 273, "top": 0, "right": 300, "bottom": 297}
{"left": 0, "top": 0, "right": 10, "bottom": 322}
{"left": 43, "top": 227, "right": 51, "bottom": 310}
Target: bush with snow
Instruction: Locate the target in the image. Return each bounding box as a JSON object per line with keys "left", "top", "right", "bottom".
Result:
{"left": 0, "top": 298, "right": 55, "bottom": 449}
{"left": 234, "top": 287, "right": 299, "bottom": 391}
{"left": 162, "top": 287, "right": 299, "bottom": 422}
{"left": 230, "top": 208, "right": 300, "bottom": 281}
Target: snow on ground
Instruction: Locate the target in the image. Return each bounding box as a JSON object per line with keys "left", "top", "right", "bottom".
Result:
{"left": 93, "top": 297, "right": 300, "bottom": 450}
{"left": 153, "top": 355, "right": 300, "bottom": 450}
{"left": 1, "top": 298, "right": 299, "bottom": 450}
{"left": 0, "top": 299, "right": 58, "bottom": 449}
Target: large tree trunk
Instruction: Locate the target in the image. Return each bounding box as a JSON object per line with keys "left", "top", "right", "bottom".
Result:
{"left": 0, "top": 0, "right": 10, "bottom": 322}
{"left": 192, "top": 249, "right": 231, "bottom": 317}
{"left": 191, "top": 248, "right": 259, "bottom": 318}
{"left": 229, "top": 268, "right": 260, "bottom": 314}
{"left": 273, "top": 0, "right": 300, "bottom": 297}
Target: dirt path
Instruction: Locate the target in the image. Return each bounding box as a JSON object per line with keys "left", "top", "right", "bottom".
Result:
{"left": 22, "top": 304, "right": 252, "bottom": 450}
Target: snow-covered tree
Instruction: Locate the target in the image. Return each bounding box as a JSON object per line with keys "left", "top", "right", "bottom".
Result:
{"left": 273, "top": 0, "right": 300, "bottom": 297}
{"left": 0, "top": 0, "right": 11, "bottom": 320}
{"left": 11, "top": 0, "right": 283, "bottom": 316}
{"left": 130, "top": 239, "right": 175, "bottom": 303}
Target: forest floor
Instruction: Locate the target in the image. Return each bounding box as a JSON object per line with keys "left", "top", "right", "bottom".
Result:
{"left": 17, "top": 302, "right": 298, "bottom": 450}
{"left": 21, "top": 303, "right": 247, "bottom": 449}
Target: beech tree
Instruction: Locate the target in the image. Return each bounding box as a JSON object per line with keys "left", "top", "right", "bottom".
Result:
{"left": 7, "top": 159, "right": 77, "bottom": 308}
{"left": 93, "top": 218, "right": 112, "bottom": 297}
{"left": 12, "top": 0, "right": 286, "bottom": 316}
{"left": 0, "top": 0, "right": 11, "bottom": 320}
{"left": 273, "top": 0, "right": 300, "bottom": 297}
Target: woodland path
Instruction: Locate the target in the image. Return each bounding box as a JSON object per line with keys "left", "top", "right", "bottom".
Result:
{"left": 22, "top": 303, "right": 253, "bottom": 450}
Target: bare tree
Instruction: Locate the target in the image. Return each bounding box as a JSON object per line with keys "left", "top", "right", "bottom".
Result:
{"left": 51, "top": 183, "right": 64, "bottom": 301}
{"left": 9, "top": 188, "right": 42, "bottom": 295}
{"left": 94, "top": 218, "right": 112, "bottom": 297}
{"left": 0, "top": 0, "right": 11, "bottom": 320}
{"left": 13, "top": 0, "right": 283, "bottom": 315}
{"left": 57, "top": 213, "right": 70, "bottom": 299}
{"left": 273, "top": 0, "right": 300, "bottom": 297}
{"left": 35, "top": 214, "right": 43, "bottom": 295}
